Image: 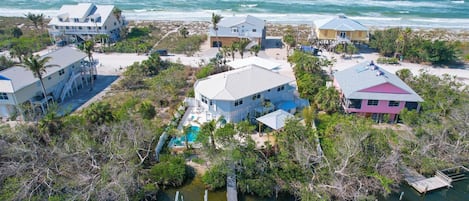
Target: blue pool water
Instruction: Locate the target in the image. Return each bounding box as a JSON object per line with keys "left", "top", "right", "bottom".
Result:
{"left": 169, "top": 126, "right": 200, "bottom": 147}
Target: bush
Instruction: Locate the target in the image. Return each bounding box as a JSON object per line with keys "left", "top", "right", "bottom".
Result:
{"left": 139, "top": 101, "right": 156, "bottom": 120}
{"left": 172, "top": 34, "right": 207, "bottom": 56}
{"left": 195, "top": 64, "right": 214, "bottom": 79}
{"left": 202, "top": 164, "right": 227, "bottom": 190}
{"left": 149, "top": 155, "right": 187, "bottom": 187}
{"left": 376, "top": 57, "right": 399, "bottom": 64}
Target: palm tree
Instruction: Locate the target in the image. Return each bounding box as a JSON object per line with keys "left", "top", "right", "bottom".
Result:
{"left": 211, "top": 13, "right": 223, "bottom": 51}
{"left": 249, "top": 45, "right": 260, "bottom": 56}
{"left": 20, "top": 55, "right": 58, "bottom": 109}
{"left": 112, "top": 7, "right": 122, "bottom": 23}
{"left": 179, "top": 27, "right": 189, "bottom": 38}
{"left": 24, "top": 13, "right": 44, "bottom": 29}
{"left": 283, "top": 33, "right": 296, "bottom": 56}
{"left": 228, "top": 43, "right": 238, "bottom": 61}
{"left": 83, "top": 40, "right": 95, "bottom": 90}
{"left": 236, "top": 39, "right": 250, "bottom": 59}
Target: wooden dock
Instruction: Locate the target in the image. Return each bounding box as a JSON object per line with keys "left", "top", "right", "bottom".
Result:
{"left": 408, "top": 176, "right": 451, "bottom": 193}
{"left": 227, "top": 164, "right": 238, "bottom": 201}
{"left": 402, "top": 166, "right": 450, "bottom": 193}
{"left": 402, "top": 166, "right": 458, "bottom": 194}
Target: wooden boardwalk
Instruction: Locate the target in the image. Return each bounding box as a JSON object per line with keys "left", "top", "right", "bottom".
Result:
{"left": 227, "top": 163, "right": 237, "bottom": 201}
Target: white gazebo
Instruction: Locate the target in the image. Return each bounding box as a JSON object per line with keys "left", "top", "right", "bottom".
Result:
{"left": 256, "top": 109, "right": 294, "bottom": 131}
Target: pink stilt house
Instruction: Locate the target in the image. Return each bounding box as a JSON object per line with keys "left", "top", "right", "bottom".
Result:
{"left": 333, "top": 61, "right": 423, "bottom": 123}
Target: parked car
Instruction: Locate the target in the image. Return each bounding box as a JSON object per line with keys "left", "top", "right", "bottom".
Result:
{"left": 148, "top": 49, "right": 168, "bottom": 56}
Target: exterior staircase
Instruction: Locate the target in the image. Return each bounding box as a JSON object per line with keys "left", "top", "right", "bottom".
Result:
{"left": 59, "top": 72, "right": 82, "bottom": 103}
{"left": 329, "top": 35, "right": 352, "bottom": 49}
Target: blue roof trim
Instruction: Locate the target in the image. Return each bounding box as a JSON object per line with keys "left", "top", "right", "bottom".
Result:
{"left": 0, "top": 75, "right": 11, "bottom": 80}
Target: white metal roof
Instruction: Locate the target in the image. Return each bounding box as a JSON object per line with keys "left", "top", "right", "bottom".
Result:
{"left": 48, "top": 3, "right": 115, "bottom": 27}
{"left": 195, "top": 66, "right": 294, "bottom": 101}
{"left": 227, "top": 57, "right": 280, "bottom": 70}
{"left": 314, "top": 15, "right": 368, "bottom": 31}
{"left": 0, "top": 47, "right": 86, "bottom": 92}
{"left": 334, "top": 61, "right": 423, "bottom": 102}
{"left": 209, "top": 15, "right": 265, "bottom": 38}
{"left": 256, "top": 109, "right": 294, "bottom": 130}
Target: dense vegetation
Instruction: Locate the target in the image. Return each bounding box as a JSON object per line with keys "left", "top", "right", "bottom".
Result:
{"left": 0, "top": 55, "right": 195, "bottom": 200}
{"left": 196, "top": 53, "right": 469, "bottom": 200}
{"left": 397, "top": 69, "right": 469, "bottom": 174}
{"left": 369, "top": 27, "right": 461, "bottom": 64}
{"left": 0, "top": 17, "right": 51, "bottom": 62}
{"left": 288, "top": 51, "right": 341, "bottom": 114}
{"left": 103, "top": 26, "right": 156, "bottom": 54}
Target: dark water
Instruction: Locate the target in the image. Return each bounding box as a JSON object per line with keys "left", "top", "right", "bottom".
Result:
{"left": 158, "top": 175, "right": 295, "bottom": 201}
{"left": 159, "top": 174, "right": 469, "bottom": 201}
{"left": 380, "top": 177, "right": 469, "bottom": 201}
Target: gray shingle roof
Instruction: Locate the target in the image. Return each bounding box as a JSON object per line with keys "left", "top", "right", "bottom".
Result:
{"left": 334, "top": 61, "right": 423, "bottom": 102}
{"left": 314, "top": 15, "right": 368, "bottom": 31}
{"left": 0, "top": 47, "right": 86, "bottom": 91}
{"left": 195, "top": 66, "right": 293, "bottom": 101}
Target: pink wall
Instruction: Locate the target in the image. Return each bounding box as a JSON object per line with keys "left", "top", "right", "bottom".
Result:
{"left": 345, "top": 99, "right": 405, "bottom": 114}
{"left": 359, "top": 82, "right": 409, "bottom": 94}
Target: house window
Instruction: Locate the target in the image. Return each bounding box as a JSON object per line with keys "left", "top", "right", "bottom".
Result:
{"left": 405, "top": 102, "right": 419, "bottom": 110}
{"left": 48, "top": 76, "right": 52, "bottom": 80}
{"left": 201, "top": 95, "right": 208, "bottom": 104}
{"left": 367, "top": 100, "right": 379, "bottom": 106}
{"left": 277, "top": 85, "right": 285, "bottom": 91}
{"left": 232, "top": 28, "right": 238, "bottom": 33}
{"left": 234, "top": 99, "right": 243, "bottom": 106}
{"left": 388, "top": 101, "right": 400, "bottom": 107}
{"left": 74, "top": 18, "right": 79, "bottom": 22}
{"left": 252, "top": 29, "right": 256, "bottom": 32}
{"left": 0, "top": 93, "right": 8, "bottom": 100}
{"left": 66, "top": 26, "right": 69, "bottom": 29}
{"left": 348, "top": 99, "right": 362, "bottom": 109}
{"left": 91, "top": 18, "right": 94, "bottom": 22}
{"left": 78, "top": 26, "right": 82, "bottom": 30}
{"left": 88, "top": 27, "right": 91, "bottom": 30}
{"left": 59, "top": 69, "right": 65, "bottom": 76}
{"left": 252, "top": 93, "right": 261, "bottom": 100}
{"left": 114, "top": 22, "right": 117, "bottom": 26}
{"left": 104, "top": 26, "right": 107, "bottom": 30}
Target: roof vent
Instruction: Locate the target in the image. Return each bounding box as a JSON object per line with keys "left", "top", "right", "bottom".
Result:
{"left": 376, "top": 71, "right": 384, "bottom": 76}
{"left": 369, "top": 60, "right": 375, "bottom": 66}
{"left": 338, "top": 14, "right": 347, "bottom": 19}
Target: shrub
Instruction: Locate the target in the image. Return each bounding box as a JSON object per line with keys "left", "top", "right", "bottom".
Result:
{"left": 202, "top": 164, "right": 227, "bottom": 190}
{"left": 377, "top": 57, "right": 399, "bottom": 64}
{"left": 149, "top": 155, "right": 186, "bottom": 186}
{"left": 139, "top": 101, "right": 156, "bottom": 120}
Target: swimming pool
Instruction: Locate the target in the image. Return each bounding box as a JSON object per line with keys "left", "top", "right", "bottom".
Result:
{"left": 169, "top": 126, "right": 200, "bottom": 147}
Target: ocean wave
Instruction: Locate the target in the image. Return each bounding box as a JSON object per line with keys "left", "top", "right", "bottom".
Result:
{"left": 1, "top": 7, "right": 469, "bottom": 30}
{"left": 240, "top": 4, "right": 257, "bottom": 8}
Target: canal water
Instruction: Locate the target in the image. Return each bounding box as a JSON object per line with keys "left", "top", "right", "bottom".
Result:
{"left": 159, "top": 174, "right": 468, "bottom": 201}
{"left": 381, "top": 176, "right": 469, "bottom": 201}
{"left": 157, "top": 175, "right": 295, "bottom": 201}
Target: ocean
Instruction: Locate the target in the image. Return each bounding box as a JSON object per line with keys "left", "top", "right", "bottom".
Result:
{"left": 1, "top": 0, "right": 469, "bottom": 29}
